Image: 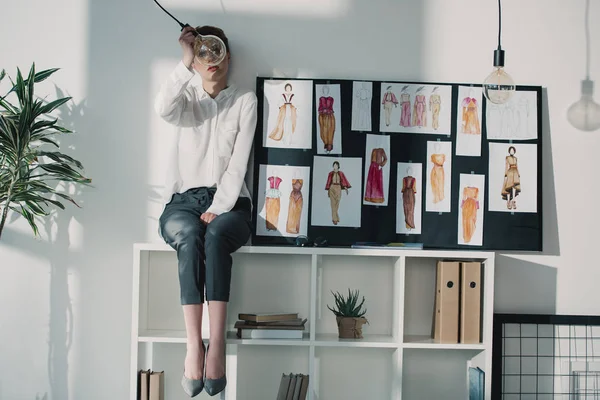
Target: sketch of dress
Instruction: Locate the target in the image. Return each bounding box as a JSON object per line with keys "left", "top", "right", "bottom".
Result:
{"left": 318, "top": 95, "right": 335, "bottom": 152}
{"left": 364, "top": 148, "right": 387, "bottom": 203}
{"left": 269, "top": 92, "right": 297, "bottom": 142}
{"left": 412, "top": 94, "right": 427, "bottom": 127}
{"left": 430, "top": 154, "right": 446, "bottom": 203}
{"left": 286, "top": 179, "right": 303, "bottom": 234}
{"left": 400, "top": 93, "right": 411, "bottom": 127}
{"left": 515, "top": 97, "right": 530, "bottom": 137}
{"left": 501, "top": 155, "right": 521, "bottom": 201}
{"left": 353, "top": 84, "right": 372, "bottom": 130}
{"left": 401, "top": 176, "right": 417, "bottom": 229}
{"left": 382, "top": 90, "right": 398, "bottom": 127}
{"left": 265, "top": 176, "right": 282, "bottom": 231}
{"left": 461, "top": 97, "right": 481, "bottom": 134}
{"left": 325, "top": 169, "right": 351, "bottom": 225}
{"left": 461, "top": 186, "right": 479, "bottom": 243}
{"left": 429, "top": 93, "right": 441, "bottom": 130}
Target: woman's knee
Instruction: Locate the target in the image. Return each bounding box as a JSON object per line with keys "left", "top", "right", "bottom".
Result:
{"left": 161, "top": 215, "right": 202, "bottom": 245}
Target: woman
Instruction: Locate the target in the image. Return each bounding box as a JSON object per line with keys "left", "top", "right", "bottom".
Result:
{"left": 269, "top": 83, "right": 297, "bottom": 144}
{"left": 325, "top": 161, "right": 351, "bottom": 225}
{"left": 318, "top": 85, "right": 335, "bottom": 153}
{"left": 154, "top": 25, "right": 257, "bottom": 397}
{"left": 501, "top": 146, "right": 521, "bottom": 209}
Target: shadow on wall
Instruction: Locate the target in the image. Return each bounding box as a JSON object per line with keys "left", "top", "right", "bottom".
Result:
{"left": 494, "top": 255, "right": 557, "bottom": 314}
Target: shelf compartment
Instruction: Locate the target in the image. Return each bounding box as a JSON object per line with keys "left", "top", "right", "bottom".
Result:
{"left": 314, "top": 333, "right": 398, "bottom": 348}
{"left": 403, "top": 335, "right": 485, "bottom": 350}
{"left": 138, "top": 329, "right": 311, "bottom": 346}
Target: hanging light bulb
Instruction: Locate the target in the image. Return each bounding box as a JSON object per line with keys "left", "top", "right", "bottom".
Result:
{"left": 567, "top": 0, "right": 600, "bottom": 131}
{"left": 483, "top": 0, "right": 516, "bottom": 104}
{"left": 568, "top": 79, "right": 600, "bottom": 131}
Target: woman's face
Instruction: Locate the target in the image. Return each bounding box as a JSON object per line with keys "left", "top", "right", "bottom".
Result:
{"left": 285, "top": 85, "right": 292, "bottom": 92}
{"left": 333, "top": 163, "right": 339, "bottom": 172}
{"left": 509, "top": 147, "right": 516, "bottom": 155}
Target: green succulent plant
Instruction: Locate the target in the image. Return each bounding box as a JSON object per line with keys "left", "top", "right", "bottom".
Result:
{"left": 0, "top": 64, "right": 91, "bottom": 239}
{"left": 327, "top": 288, "right": 368, "bottom": 318}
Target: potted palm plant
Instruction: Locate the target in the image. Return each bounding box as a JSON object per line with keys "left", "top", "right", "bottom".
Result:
{"left": 327, "top": 288, "right": 369, "bottom": 339}
{"left": 0, "top": 64, "right": 91, "bottom": 239}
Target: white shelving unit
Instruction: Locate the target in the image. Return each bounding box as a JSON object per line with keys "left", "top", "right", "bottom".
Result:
{"left": 130, "top": 243, "right": 495, "bottom": 400}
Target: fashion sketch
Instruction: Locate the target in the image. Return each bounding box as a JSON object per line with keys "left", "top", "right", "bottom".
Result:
{"left": 382, "top": 86, "right": 398, "bottom": 127}
{"left": 412, "top": 86, "right": 427, "bottom": 128}
{"left": 269, "top": 83, "right": 298, "bottom": 144}
{"left": 318, "top": 86, "right": 336, "bottom": 153}
{"left": 325, "top": 161, "right": 351, "bottom": 225}
{"left": 265, "top": 175, "right": 282, "bottom": 231}
{"left": 401, "top": 169, "right": 417, "bottom": 229}
{"left": 399, "top": 85, "right": 412, "bottom": 127}
{"left": 352, "top": 81, "right": 372, "bottom": 131}
{"left": 461, "top": 186, "right": 480, "bottom": 243}
{"left": 364, "top": 147, "right": 388, "bottom": 203}
{"left": 501, "top": 146, "right": 521, "bottom": 210}
{"left": 286, "top": 178, "right": 304, "bottom": 234}
{"left": 486, "top": 91, "right": 537, "bottom": 140}
{"left": 461, "top": 90, "right": 481, "bottom": 134}
{"left": 429, "top": 87, "right": 441, "bottom": 130}
{"left": 430, "top": 152, "right": 446, "bottom": 204}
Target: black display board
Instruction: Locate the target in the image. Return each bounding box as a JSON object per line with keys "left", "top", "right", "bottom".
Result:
{"left": 251, "top": 77, "right": 543, "bottom": 251}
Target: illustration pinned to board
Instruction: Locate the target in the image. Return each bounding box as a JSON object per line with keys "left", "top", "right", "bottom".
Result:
{"left": 311, "top": 156, "right": 362, "bottom": 228}
{"left": 396, "top": 162, "right": 423, "bottom": 235}
{"left": 456, "top": 86, "right": 483, "bottom": 157}
{"left": 263, "top": 80, "right": 313, "bottom": 149}
{"left": 426, "top": 141, "right": 452, "bottom": 213}
{"left": 380, "top": 83, "right": 453, "bottom": 135}
{"left": 363, "top": 134, "right": 391, "bottom": 206}
{"left": 316, "top": 84, "right": 342, "bottom": 155}
{"left": 255, "top": 164, "right": 311, "bottom": 237}
{"left": 486, "top": 91, "right": 538, "bottom": 140}
{"left": 488, "top": 142, "right": 538, "bottom": 213}
{"left": 352, "top": 81, "right": 373, "bottom": 132}
{"left": 458, "top": 173, "right": 485, "bottom": 246}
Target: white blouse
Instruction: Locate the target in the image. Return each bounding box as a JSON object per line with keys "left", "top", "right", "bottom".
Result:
{"left": 154, "top": 61, "right": 258, "bottom": 215}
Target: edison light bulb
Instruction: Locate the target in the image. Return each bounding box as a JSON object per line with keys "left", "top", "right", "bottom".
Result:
{"left": 193, "top": 35, "right": 226, "bottom": 66}
{"left": 567, "top": 79, "right": 600, "bottom": 131}
{"left": 483, "top": 67, "right": 516, "bottom": 104}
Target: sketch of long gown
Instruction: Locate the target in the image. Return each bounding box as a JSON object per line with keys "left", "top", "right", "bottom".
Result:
{"left": 461, "top": 97, "right": 480, "bottom": 134}
{"left": 429, "top": 93, "right": 441, "bottom": 130}
{"left": 412, "top": 94, "right": 427, "bottom": 127}
{"left": 501, "top": 155, "right": 521, "bottom": 200}
{"left": 364, "top": 148, "right": 388, "bottom": 203}
{"left": 318, "top": 95, "right": 335, "bottom": 152}
{"left": 265, "top": 176, "right": 282, "bottom": 230}
{"left": 430, "top": 154, "right": 446, "bottom": 203}
{"left": 400, "top": 93, "right": 411, "bottom": 127}
{"left": 326, "top": 170, "right": 351, "bottom": 225}
{"left": 461, "top": 186, "right": 479, "bottom": 243}
{"left": 401, "top": 176, "right": 417, "bottom": 229}
{"left": 286, "top": 179, "right": 303, "bottom": 234}
{"left": 269, "top": 93, "right": 297, "bottom": 142}
{"left": 353, "top": 85, "right": 372, "bottom": 131}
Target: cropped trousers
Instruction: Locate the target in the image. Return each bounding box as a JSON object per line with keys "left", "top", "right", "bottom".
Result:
{"left": 159, "top": 187, "right": 252, "bottom": 305}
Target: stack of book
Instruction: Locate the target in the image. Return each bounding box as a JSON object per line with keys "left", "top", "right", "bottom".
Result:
{"left": 235, "top": 312, "right": 307, "bottom": 339}
{"left": 137, "top": 369, "right": 163, "bottom": 400}
{"left": 276, "top": 373, "right": 309, "bottom": 400}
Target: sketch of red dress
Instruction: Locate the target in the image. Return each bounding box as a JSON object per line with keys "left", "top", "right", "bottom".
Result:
{"left": 461, "top": 97, "right": 481, "bottom": 134}
{"left": 269, "top": 93, "right": 297, "bottom": 141}
{"left": 286, "top": 179, "right": 303, "bottom": 234}
{"left": 412, "top": 94, "right": 427, "bottom": 127}
{"left": 400, "top": 93, "right": 412, "bottom": 127}
{"left": 318, "top": 96, "right": 335, "bottom": 152}
{"left": 430, "top": 154, "right": 446, "bottom": 203}
{"left": 401, "top": 176, "right": 417, "bottom": 229}
{"left": 364, "top": 148, "right": 388, "bottom": 203}
{"left": 461, "top": 187, "right": 479, "bottom": 243}
{"left": 265, "top": 176, "right": 282, "bottom": 231}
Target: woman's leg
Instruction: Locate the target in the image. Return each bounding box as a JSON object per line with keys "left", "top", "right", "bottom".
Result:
{"left": 203, "top": 200, "right": 251, "bottom": 379}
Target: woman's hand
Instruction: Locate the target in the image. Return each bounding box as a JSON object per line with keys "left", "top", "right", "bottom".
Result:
{"left": 179, "top": 26, "right": 197, "bottom": 68}
{"left": 200, "top": 212, "right": 217, "bottom": 224}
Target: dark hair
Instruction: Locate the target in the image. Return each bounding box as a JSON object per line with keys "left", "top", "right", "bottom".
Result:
{"left": 194, "top": 25, "right": 230, "bottom": 52}
{"left": 508, "top": 146, "right": 516, "bottom": 154}
{"left": 332, "top": 161, "right": 340, "bottom": 168}
{"left": 285, "top": 83, "right": 293, "bottom": 91}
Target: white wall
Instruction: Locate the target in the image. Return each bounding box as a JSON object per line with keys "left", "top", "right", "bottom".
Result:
{"left": 1, "top": 0, "right": 599, "bottom": 398}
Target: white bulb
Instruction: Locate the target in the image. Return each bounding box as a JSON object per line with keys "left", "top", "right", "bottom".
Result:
{"left": 567, "top": 80, "right": 600, "bottom": 131}
{"left": 483, "top": 67, "right": 516, "bottom": 104}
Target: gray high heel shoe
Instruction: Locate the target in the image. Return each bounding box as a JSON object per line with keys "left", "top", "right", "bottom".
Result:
{"left": 181, "top": 341, "right": 206, "bottom": 397}
{"left": 204, "top": 344, "right": 227, "bottom": 396}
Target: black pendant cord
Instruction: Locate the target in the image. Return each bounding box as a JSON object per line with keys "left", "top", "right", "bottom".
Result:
{"left": 493, "top": 0, "right": 505, "bottom": 68}
{"left": 585, "top": 0, "right": 590, "bottom": 79}
{"left": 153, "top": 0, "right": 193, "bottom": 31}
{"left": 497, "top": 0, "right": 502, "bottom": 50}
